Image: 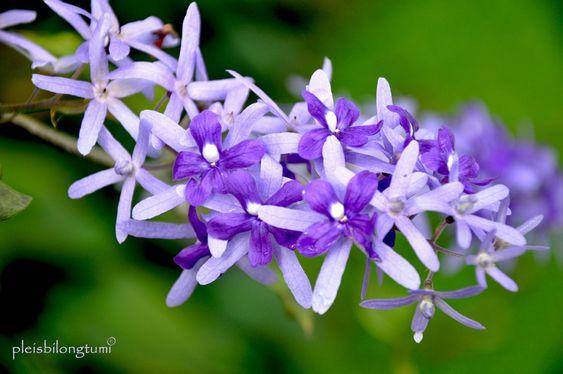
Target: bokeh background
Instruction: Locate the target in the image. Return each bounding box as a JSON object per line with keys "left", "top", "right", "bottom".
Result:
{"left": 0, "top": 0, "right": 562, "bottom": 372}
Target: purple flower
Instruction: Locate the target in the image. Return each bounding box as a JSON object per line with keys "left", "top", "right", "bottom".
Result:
{"left": 32, "top": 14, "right": 146, "bottom": 154}
{"left": 296, "top": 171, "right": 379, "bottom": 258}
{"left": 297, "top": 91, "right": 382, "bottom": 160}
{"left": 368, "top": 141, "right": 463, "bottom": 271}
{"left": 207, "top": 170, "right": 304, "bottom": 266}
{"left": 68, "top": 121, "right": 167, "bottom": 242}
{"left": 420, "top": 126, "right": 491, "bottom": 193}
{"left": 172, "top": 110, "right": 265, "bottom": 206}
{"left": 361, "top": 285, "right": 485, "bottom": 343}
{"left": 198, "top": 164, "right": 313, "bottom": 309}
{"left": 0, "top": 10, "right": 57, "bottom": 69}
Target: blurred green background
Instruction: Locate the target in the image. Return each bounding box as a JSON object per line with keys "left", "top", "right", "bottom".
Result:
{"left": 0, "top": 0, "right": 562, "bottom": 373}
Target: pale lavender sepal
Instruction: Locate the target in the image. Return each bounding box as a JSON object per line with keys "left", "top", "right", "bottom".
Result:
{"left": 487, "top": 266, "right": 518, "bottom": 292}
{"left": 434, "top": 298, "right": 485, "bottom": 330}
{"left": 135, "top": 168, "right": 170, "bottom": 195}
{"left": 107, "top": 61, "right": 175, "bottom": 91}
{"left": 116, "top": 177, "right": 137, "bottom": 243}
{"left": 237, "top": 257, "right": 277, "bottom": 285}
{"left": 166, "top": 266, "right": 200, "bottom": 307}
{"left": 257, "top": 205, "right": 325, "bottom": 232}
{"left": 196, "top": 233, "right": 250, "bottom": 285}
{"left": 187, "top": 79, "right": 242, "bottom": 101}
{"left": 274, "top": 244, "right": 313, "bottom": 309}
{"left": 208, "top": 236, "right": 228, "bottom": 258}
{"left": 118, "top": 220, "right": 195, "bottom": 239}
{"left": 177, "top": 3, "right": 200, "bottom": 83}
{"left": 389, "top": 140, "right": 419, "bottom": 199}
{"left": 360, "top": 295, "right": 418, "bottom": 310}
{"left": 78, "top": 100, "right": 107, "bottom": 155}
{"left": 260, "top": 154, "right": 284, "bottom": 198}
{"left": 106, "top": 98, "right": 139, "bottom": 140}
{"left": 259, "top": 133, "right": 301, "bottom": 157}
{"left": 31, "top": 74, "right": 94, "bottom": 99}
{"left": 68, "top": 168, "right": 123, "bottom": 199}
{"left": 395, "top": 215, "right": 440, "bottom": 271}
{"left": 312, "top": 238, "right": 353, "bottom": 314}
{"left": 132, "top": 185, "right": 185, "bottom": 220}
{"left": 374, "top": 243, "right": 421, "bottom": 290}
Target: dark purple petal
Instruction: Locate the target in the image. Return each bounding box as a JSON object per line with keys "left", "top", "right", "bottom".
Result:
{"left": 296, "top": 220, "right": 343, "bottom": 257}
{"left": 387, "top": 105, "right": 418, "bottom": 135}
{"left": 188, "top": 206, "right": 207, "bottom": 243}
{"left": 301, "top": 90, "right": 329, "bottom": 127}
{"left": 173, "top": 151, "right": 208, "bottom": 180}
{"left": 184, "top": 178, "right": 213, "bottom": 206}
{"left": 297, "top": 128, "right": 330, "bottom": 160}
{"left": 174, "top": 243, "right": 211, "bottom": 270}
{"left": 303, "top": 180, "right": 339, "bottom": 217}
{"left": 265, "top": 180, "right": 304, "bottom": 207}
{"left": 459, "top": 155, "right": 480, "bottom": 179}
{"left": 344, "top": 171, "right": 378, "bottom": 213}
{"left": 437, "top": 126, "right": 455, "bottom": 154}
{"left": 338, "top": 129, "right": 369, "bottom": 147}
{"left": 334, "top": 97, "right": 360, "bottom": 128}
{"left": 421, "top": 147, "right": 447, "bottom": 174}
{"left": 189, "top": 110, "right": 222, "bottom": 152}
{"left": 220, "top": 139, "right": 265, "bottom": 169}
{"left": 268, "top": 226, "right": 301, "bottom": 249}
{"left": 345, "top": 214, "right": 376, "bottom": 254}
{"left": 249, "top": 221, "right": 273, "bottom": 266}
{"left": 207, "top": 213, "right": 253, "bottom": 240}
{"left": 225, "top": 170, "right": 261, "bottom": 208}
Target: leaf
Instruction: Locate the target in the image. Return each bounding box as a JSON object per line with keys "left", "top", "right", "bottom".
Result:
{"left": 0, "top": 180, "right": 32, "bottom": 221}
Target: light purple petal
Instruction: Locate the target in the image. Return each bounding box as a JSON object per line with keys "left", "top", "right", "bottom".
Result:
{"left": 0, "top": 10, "right": 36, "bottom": 29}
{"left": 312, "top": 238, "right": 353, "bottom": 314}
{"left": 107, "top": 79, "right": 149, "bottom": 98}
{"left": 89, "top": 14, "right": 111, "bottom": 83}
{"left": 77, "top": 100, "right": 107, "bottom": 155}
{"left": 258, "top": 205, "right": 325, "bottom": 231}
{"left": 376, "top": 77, "right": 397, "bottom": 127}
{"left": 274, "top": 244, "right": 312, "bottom": 308}
{"left": 434, "top": 298, "right": 485, "bottom": 330}
{"left": 395, "top": 215, "right": 440, "bottom": 271}
{"left": 224, "top": 85, "right": 249, "bottom": 115}
{"left": 109, "top": 37, "right": 130, "bottom": 61}
{"left": 132, "top": 185, "right": 185, "bottom": 220}
{"left": 31, "top": 74, "right": 93, "bottom": 98}
{"left": 376, "top": 213, "right": 395, "bottom": 239}
{"left": 196, "top": 233, "right": 250, "bottom": 285}
{"left": 68, "top": 168, "right": 122, "bottom": 198}
{"left": 203, "top": 194, "right": 244, "bottom": 214}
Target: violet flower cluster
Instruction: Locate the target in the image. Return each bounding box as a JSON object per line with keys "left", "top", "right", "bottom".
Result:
{"left": 1, "top": 1, "right": 557, "bottom": 343}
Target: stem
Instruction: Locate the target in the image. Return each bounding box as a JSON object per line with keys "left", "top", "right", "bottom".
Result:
{"left": 430, "top": 242, "right": 465, "bottom": 257}
{"left": 431, "top": 219, "right": 448, "bottom": 243}
{"left": 1, "top": 114, "right": 114, "bottom": 167}
{"left": 0, "top": 99, "right": 87, "bottom": 115}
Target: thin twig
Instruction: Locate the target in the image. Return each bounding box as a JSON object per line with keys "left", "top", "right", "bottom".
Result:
{"left": 430, "top": 242, "right": 465, "bottom": 257}
{"left": 1, "top": 114, "right": 114, "bottom": 167}
{"left": 0, "top": 99, "right": 87, "bottom": 115}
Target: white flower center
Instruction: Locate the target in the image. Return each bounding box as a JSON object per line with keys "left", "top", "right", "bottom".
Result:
{"left": 388, "top": 198, "right": 405, "bottom": 215}
{"left": 329, "top": 202, "right": 346, "bottom": 221}
{"left": 94, "top": 83, "right": 110, "bottom": 101}
{"left": 454, "top": 195, "right": 477, "bottom": 215}
{"left": 419, "top": 297, "right": 435, "bottom": 319}
{"left": 174, "top": 81, "right": 189, "bottom": 98}
{"left": 325, "top": 111, "right": 338, "bottom": 133}
{"left": 246, "top": 202, "right": 261, "bottom": 216}
{"left": 202, "top": 143, "right": 220, "bottom": 164}
{"left": 114, "top": 159, "right": 134, "bottom": 176}
{"left": 476, "top": 252, "right": 494, "bottom": 268}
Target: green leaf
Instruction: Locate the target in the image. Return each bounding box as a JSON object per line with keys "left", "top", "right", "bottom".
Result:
{"left": 0, "top": 180, "right": 32, "bottom": 221}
